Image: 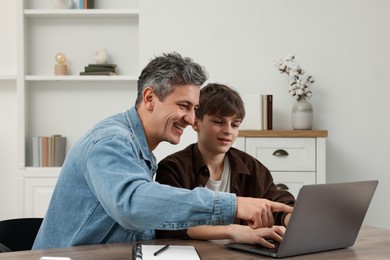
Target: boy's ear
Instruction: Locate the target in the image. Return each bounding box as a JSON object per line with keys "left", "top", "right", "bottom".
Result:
{"left": 192, "top": 118, "right": 200, "bottom": 132}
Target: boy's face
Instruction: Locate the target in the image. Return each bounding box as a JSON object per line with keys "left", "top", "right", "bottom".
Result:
{"left": 193, "top": 114, "right": 242, "bottom": 155}
{"left": 151, "top": 84, "right": 200, "bottom": 146}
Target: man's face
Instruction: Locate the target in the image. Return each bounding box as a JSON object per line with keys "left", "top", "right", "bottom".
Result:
{"left": 194, "top": 114, "right": 241, "bottom": 155}
{"left": 152, "top": 84, "right": 200, "bottom": 146}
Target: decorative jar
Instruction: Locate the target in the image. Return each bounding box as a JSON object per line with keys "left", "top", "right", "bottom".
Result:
{"left": 51, "top": 0, "right": 73, "bottom": 9}
{"left": 291, "top": 98, "right": 313, "bottom": 130}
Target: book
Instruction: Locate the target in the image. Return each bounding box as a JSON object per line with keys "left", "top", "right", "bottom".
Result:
{"left": 80, "top": 71, "right": 117, "bottom": 76}
{"left": 267, "top": 94, "right": 273, "bottom": 130}
{"left": 79, "top": 0, "right": 84, "bottom": 9}
{"left": 54, "top": 136, "right": 67, "bottom": 167}
{"left": 87, "top": 0, "right": 95, "bottom": 9}
{"left": 84, "top": 66, "right": 116, "bottom": 73}
{"left": 50, "top": 135, "right": 62, "bottom": 166}
{"left": 88, "top": 63, "right": 117, "bottom": 68}
{"left": 41, "top": 136, "right": 49, "bottom": 167}
{"left": 48, "top": 136, "right": 52, "bottom": 167}
{"left": 38, "top": 136, "right": 43, "bottom": 167}
{"left": 32, "top": 136, "right": 39, "bottom": 167}
{"left": 262, "top": 95, "right": 268, "bottom": 130}
{"left": 240, "top": 94, "right": 262, "bottom": 130}
{"left": 261, "top": 94, "right": 273, "bottom": 130}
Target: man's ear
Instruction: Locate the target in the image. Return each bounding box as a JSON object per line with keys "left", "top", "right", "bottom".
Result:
{"left": 192, "top": 118, "right": 200, "bottom": 132}
{"left": 143, "top": 87, "right": 155, "bottom": 111}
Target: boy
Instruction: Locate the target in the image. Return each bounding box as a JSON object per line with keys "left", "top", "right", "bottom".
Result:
{"left": 156, "top": 83, "right": 295, "bottom": 248}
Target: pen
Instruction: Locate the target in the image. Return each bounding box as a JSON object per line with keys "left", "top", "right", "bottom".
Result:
{"left": 153, "top": 245, "right": 170, "bottom": 256}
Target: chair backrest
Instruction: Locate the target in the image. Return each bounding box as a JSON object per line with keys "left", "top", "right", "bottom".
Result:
{"left": 0, "top": 218, "right": 43, "bottom": 252}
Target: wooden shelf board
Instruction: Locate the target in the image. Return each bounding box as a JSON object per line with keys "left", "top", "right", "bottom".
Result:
{"left": 238, "top": 130, "right": 328, "bottom": 138}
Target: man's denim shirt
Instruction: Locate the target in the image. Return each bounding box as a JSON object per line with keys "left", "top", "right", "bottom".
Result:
{"left": 33, "top": 107, "right": 236, "bottom": 249}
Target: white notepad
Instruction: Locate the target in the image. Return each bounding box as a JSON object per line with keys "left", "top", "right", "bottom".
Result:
{"left": 141, "top": 245, "right": 200, "bottom": 260}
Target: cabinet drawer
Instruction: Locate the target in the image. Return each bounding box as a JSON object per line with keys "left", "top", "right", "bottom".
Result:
{"left": 245, "top": 138, "right": 316, "bottom": 171}
{"left": 271, "top": 171, "right": 316, "bottom": 198}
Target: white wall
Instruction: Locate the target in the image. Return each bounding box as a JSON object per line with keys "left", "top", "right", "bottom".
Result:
{"left": 0, "top": 0, "right": 18, "bottom": 219}
{"left": 0, "top": 1, "right": 16, "bottom": 75}
{"left": 140, "top": 0, "right": 390, "bottom": 229}
{"left": 1, "top": 0, "right": 389, "bottom": 229}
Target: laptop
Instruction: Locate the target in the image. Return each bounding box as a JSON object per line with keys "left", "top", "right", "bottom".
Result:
{"left": 225, "top": 180, "right": 378, "bottom": 258}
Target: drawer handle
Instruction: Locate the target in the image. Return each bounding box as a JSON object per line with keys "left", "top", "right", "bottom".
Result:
{"left": 276, "top": 183, "right": 289, "bottom": 191}
{"left": 272, "top": 149, "right": 289, "bottom": 156}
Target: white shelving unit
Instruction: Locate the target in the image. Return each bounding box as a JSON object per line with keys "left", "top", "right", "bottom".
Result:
{"left": 16, "top": 0, "right": 139, "bottom": 217}
{"left": 25, "top": 75, "right": 138, "bottom": 81}
{"left": 24, "top": 9, "right": 139, "bottom": 18}
{"left": 0, "top": 75, "right": 17, "bottom": 80}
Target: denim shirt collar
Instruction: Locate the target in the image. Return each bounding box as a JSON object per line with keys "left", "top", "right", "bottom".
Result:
{"left": 127, "top": 107, "right": 157, "bottom": 173}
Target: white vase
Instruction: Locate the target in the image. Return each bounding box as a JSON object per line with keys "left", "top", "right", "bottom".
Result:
{"left": 51, "top": 0, "right": 73, "bottom": 9}
{"left": 291, "top": 98, "right": 313, "bottom": 130}
{"left": 95, "top": 48, "right": 109, "bottom": 64}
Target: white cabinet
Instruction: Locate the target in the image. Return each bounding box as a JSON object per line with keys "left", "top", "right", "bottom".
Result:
{"left": 236, "top": 130, "right": 327, "bottom": 198}
{"left": 16, "top": 0, "right": 139, "bottom": 217}
{"left": 23, "top": 177, "right": 58, "bottom": 217}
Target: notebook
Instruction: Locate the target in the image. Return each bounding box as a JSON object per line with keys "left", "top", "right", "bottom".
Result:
{"left": 225, "top": 180, "right": 378, "bottom": 258}
{"left": 132, "top": 244, "right": 200, "bottom": 260}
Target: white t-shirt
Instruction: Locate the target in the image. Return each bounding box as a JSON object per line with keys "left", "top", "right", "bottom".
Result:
{"left": 206, "top": 157, "right": 231, "bottom": 192}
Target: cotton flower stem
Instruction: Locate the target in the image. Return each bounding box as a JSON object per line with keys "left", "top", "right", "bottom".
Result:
{"left": 275, "top": 54, "right": 315, "bottom": 100}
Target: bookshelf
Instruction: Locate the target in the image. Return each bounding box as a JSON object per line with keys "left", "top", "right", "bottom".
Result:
{"left": 16, "top": 0, "right": 139, "bottom": 217}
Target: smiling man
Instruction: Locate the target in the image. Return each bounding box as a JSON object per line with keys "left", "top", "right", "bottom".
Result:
{"left": 33, "top": 53, "right": 292, "bottom": 249}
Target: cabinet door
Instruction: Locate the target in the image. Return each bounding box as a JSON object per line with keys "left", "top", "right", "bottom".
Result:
{"left": 24, "top": 178, "right": 57, "bottom": 217}
{"left": 271, "top": 171, "right": 316, "bottom": 198}
{"left": 245, "top": 138, "right": 316, "bottom": 171}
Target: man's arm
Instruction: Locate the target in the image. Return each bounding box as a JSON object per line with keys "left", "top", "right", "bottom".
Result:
{"left": 236, "top": 197, "right": 293, "bottom": 229}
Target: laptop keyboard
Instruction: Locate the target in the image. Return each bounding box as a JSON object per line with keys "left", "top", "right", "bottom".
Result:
{"left": 252, "top": 241, "right": 280, "bottom": 253}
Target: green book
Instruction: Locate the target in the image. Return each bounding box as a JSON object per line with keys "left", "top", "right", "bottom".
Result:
{"left": 80, "top": 71, "right": 117, "bottom": 76}
{"left": 87, "top": 0, "right": 95, "bottom": 9}
{"left": 88, "top": 63, "right": 117, "bottom": 68}
{"left": 84, "top": 66, "right": 116, "bottom": 73}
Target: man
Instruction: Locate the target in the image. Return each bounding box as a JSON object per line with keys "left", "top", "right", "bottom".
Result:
{"left": 33, "top": 53, "right": 292, "bottom": 249}
{"left": 156, "top": 83, "right": 295, "bottom": 248}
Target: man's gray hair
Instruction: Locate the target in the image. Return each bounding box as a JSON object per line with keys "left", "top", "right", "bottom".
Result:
{"left": 135, "top": 52, "right": 208, "bottom": 107}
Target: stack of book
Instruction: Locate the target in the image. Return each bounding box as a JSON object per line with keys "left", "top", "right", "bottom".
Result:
{"left": 80, "top": 64, "right": 117, "bottom": 76}
{"left": 240, "top": 94, "right": 273, "bottom": 130}
{"left": 32, "top": 135, "right": 67, "bottom": 167}
{"left": 79, "top": 0, "right": 94, "bottom": 9}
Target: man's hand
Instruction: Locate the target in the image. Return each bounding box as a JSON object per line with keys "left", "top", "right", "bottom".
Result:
{"left": 284, "top": 213, "right": 292, "bottom": 226}
{"left": 236, "top": 197, "right": 293, "bottom": 229}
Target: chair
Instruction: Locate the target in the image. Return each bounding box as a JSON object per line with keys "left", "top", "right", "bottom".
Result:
{"left": 0, "top": 218, "right": 43, "bottom": 252}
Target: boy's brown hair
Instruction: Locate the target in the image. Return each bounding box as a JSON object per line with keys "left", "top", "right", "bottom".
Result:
{"left": 196, "top": 83, "right": 245, "bottom": 121}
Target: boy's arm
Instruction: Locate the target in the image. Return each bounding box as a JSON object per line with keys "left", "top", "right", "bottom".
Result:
{"left": 187, "top": 224, "right": 286, "bottom": 248}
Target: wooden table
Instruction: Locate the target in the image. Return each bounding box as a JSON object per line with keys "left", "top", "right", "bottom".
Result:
{"left": 1, "top": 226, "right": 389, "bottom": 259}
